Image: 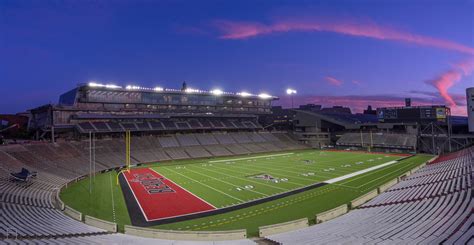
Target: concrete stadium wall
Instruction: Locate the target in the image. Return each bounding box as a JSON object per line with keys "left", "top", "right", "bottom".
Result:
{"left": 85, "top": 215, "right": 117, "bottom": 232}
{"left": 54, "top": 189, "right": 65, "bottom": 211}
{"left": 64, "top": 205, "right": 82, "bottom": 221}
{"left": 124, "top": 225, "right": 247, "bottom": 241}
{"left": 315, "top": 204, "right": 348, "bottom": 223}
{"left": 259, "top": 218, "right": 309, "bottom": 237}
{"left": 378, "top": 178, "right": 398, "bottom": 194}
{"left": 427, "top": 155, "right": 438, "bottom": 164}
{"left": 350, "top": 189, "right": 378, "bottom": 208}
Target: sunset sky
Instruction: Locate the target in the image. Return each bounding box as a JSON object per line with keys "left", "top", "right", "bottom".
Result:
{"left": 1, "top": 0, "right": 473, "bottom": 115}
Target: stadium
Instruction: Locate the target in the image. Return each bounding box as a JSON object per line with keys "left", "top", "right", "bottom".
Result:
{"left": 2, "top": 1, "right": 474, "bottom": 245}
{"left": 0, "top": 81, "right": 472, "bottom": 244}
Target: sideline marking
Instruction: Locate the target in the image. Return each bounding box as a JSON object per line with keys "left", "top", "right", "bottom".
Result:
{"left": 109, "top": 172, "right": 116, "bottom": 222}
{"left": 165, "top": 167, "right": 245, "bottom": 203}
{"left": 121, "top": 171, "right": 150, "bottom": 221}
{"left": 324, "top": 160, "right": 398, "bottom": 184}
{"left": 208, "top": 153, "right": 294, "bottom": 163}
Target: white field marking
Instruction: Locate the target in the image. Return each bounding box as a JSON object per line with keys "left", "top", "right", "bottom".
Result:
{"left": 122, "top": 171, "right": 150, "bottom": 221}
{"left": 352, "top": 160, "right": 422, "bottom": 189}
{"left": 324, "top": 160, "right": 398, "bottom": 184}
{"left": 109, "top": 172, "right": 117, "bottom": 223}
{"left": 219, "top": 163, "right": 317, "bottom": 185}
{"left": 183, "top": 167, "right": 269, "bottom": 197}
{"left": 236, "top": 162, "right": 333, "bottom": 182}
{"left": 165, "top": 167, "right": 245, "bottom": 203}
{"left": 192, "top": 165, "right": 290, "bottom": 191}
{"left": 336, "top": 159, "right": 408, "bottom": 186}
{"left": 210, "top": 164, "right": 303, "bottom": 187}
{"left": 149, "top": 168, "right": 217, "bottom": 209}
{"left": 331, "top": 184, "right": 360, "bottom": 190}
{"left": 208, "top": 153, "right": 294, "bottom": 163}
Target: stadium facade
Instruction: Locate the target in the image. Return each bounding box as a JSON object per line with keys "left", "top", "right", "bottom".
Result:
{"left": 28, "top": 82, "right": 278, "bottom": 140}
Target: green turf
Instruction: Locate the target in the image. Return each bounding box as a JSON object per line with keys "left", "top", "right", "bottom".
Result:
{"left": 60, "top": 149, "right": 433, "bottom": 236}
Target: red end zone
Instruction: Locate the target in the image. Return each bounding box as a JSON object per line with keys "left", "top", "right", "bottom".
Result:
{"left": 122, "top": 168, "right": 215, "bottom": 221}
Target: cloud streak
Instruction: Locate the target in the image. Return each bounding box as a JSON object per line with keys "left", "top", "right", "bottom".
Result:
{"left": 325, "top": 76, "right": 343, "bottom": 86}
{"left": 425, "top": 59, "right": 474, "bottom": 107}
{"left": 212, "top": 18, "right": 474, "bottom": 55}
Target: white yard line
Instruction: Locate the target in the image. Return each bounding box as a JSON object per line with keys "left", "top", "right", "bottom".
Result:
{"left": 184, "top": 168, "right": 270, "bottom": 197}
{"left": 149, "top": 168, "right": 217, "bottom": 209}
{"left": 191, "top": 165, "right": 290, "bottom": 191}
{"left": 324, "top": 160, "right": 398, "bottom": 184}
{"left": 121, "top": 171, "right": 150, "bottom": 221}
{"left": 165, "top": 168, "right": 245, "bottom": 203}
{"left": 109, "top": 172, "right": 117, "bottom": 223}
{"left": 208, "top": 153, "right": 294, "bottom": 163}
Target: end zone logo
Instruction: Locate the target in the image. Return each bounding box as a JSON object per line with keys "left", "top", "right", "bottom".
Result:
{"left": 130, "top": 173, "right": 175, "bottom": 194}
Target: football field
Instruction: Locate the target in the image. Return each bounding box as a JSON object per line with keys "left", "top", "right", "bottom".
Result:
{"left": 120, "top": 150, "right": 407, "bottom": 223}
{"left": 61, "top": 149, "right": 433, "bottom": 236}
{"left": 149, "top": 151, "right": 403, "bottom": 208}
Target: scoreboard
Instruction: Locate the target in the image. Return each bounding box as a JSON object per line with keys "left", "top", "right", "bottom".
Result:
{"left": 377, "top": 106, "right": 448, "bottom": 123}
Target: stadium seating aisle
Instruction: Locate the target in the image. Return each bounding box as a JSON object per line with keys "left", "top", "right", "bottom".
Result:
{"left": 336, "top": 132, "right": 417, "bottom": 150}
{"left": 266, "top": 146, "right": 473, "bottom": 245}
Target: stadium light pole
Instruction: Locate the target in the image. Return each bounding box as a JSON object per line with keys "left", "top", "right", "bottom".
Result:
{"left": 286, "top": 89, "right": 297, "bottom": 108}
{"left": 89, "top": 131, "right": 92, "bottom": 194}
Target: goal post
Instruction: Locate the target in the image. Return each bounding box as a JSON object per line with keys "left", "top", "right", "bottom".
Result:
{"left": 117, "top": 130, "right": 131, "bottom": 185}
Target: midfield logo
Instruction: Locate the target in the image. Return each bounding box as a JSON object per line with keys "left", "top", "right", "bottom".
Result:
{"left": 252, "top": 174, "right": 276, "bottom": 181}
{"left": 130, "top": 173, "right": 175, "bottom": 194}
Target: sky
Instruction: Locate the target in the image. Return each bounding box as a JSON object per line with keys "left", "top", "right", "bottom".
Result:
{"left": 1, "top": 0, "right": 473, "bottom": 115}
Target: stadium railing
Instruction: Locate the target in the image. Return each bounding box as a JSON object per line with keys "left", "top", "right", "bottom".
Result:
{"left": 377, "top": 178, "right": 399, "bottom": 194}
{"left": 258, "top": 218, "right": 309, "bottom": 237}
{"left": 64, "top": 205, "right": 83, "bottom": 221}
{"left": 315, "top": 204, "right": 348, "bottom": 223}
{"left": 124, "top": 225, "right": 248, "bottom": 240}
{"left": 85, "top": 215, "right": 118, "bottom": 232}
{"left": 350, "top": 189, "right": 378, "bottom": 209}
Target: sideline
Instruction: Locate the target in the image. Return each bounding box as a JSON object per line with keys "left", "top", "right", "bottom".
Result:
{"left": 324, "top": 160, "right": 398, "bottom": 184}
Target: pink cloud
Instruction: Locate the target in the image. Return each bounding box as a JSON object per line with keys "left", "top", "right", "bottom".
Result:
{"left": 352, "top": 80, "right": 361, "bottom": 86}
{"left": 325, "top": 76, "right": 343, "bottom": 86}
{"left": 426, "top": 59, "right": 474, "bottom": 107}
{"left": 212, "top": 17, "right": 474, "bottom": 55}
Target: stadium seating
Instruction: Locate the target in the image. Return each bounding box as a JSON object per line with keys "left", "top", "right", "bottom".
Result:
{"left": 0, "top": 132, "right": 306, "bottom": 243}
{"left": 0, "top": 233, "right": 257, "bottom": 244}
{"left": 337, "top": 132, "right": 417, "bottom": 150}
{"left": 76, "top": 118, "right": 263, "bottom": 133}
{"left": 267, "top": 146, "right": 473, "bottom": 244}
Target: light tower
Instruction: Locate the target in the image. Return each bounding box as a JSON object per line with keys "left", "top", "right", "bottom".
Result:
{"left": 467, "top": 87, "right": 474, "bottom": 132}
{"left": 286, "top": 89, "right": 297, "bottom": 108}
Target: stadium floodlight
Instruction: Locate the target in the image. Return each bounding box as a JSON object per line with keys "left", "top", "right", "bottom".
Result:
{"left": 258, "top": 93, "right": 272, "bottom": 99}
{"left": 125, "top": 85, "right": 141, "bottom": 90}
{"left": 105, "top": 84, "right": 122, "bottom": 89}
{"left": 185, "top": 88, "right": 199, "bottom": 93}
{"left": 88, "top": 82, "right": 104, "bottom": 87}
{"left": 211, "top": 89, "right": 224, "bottom": 96}
{"left": 286, "top": 88, "right": 297, "bottom": 108}
{"left": 238, "top": 91, "right": 251, "bottom": 97}
{"left": 153, "top": 87, "right": 164, "bottom": 92}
